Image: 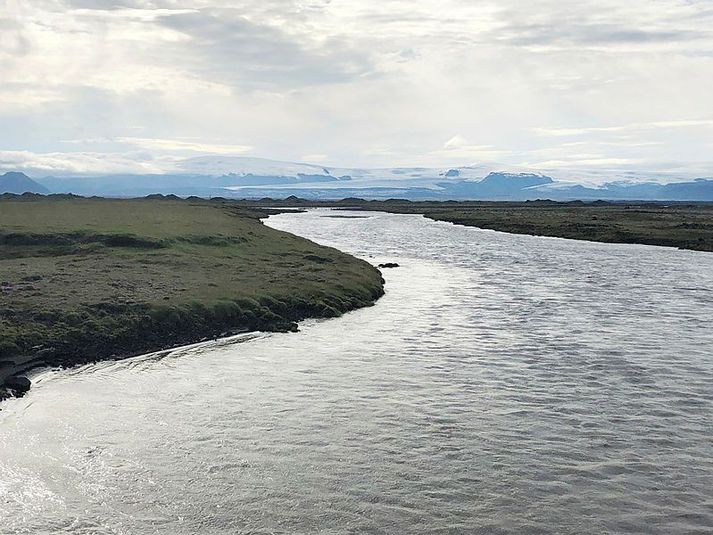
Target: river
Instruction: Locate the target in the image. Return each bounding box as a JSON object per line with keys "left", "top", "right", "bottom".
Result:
{"left": 1, "top": 209, "right": 712, "bottom": 534}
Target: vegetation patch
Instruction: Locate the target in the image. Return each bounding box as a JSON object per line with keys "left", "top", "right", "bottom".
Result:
{"left": 0, "top": 196, "right": 384, "bottom": 399}
{"left": 417, "top": 204, "right": 713, "bottom": 252}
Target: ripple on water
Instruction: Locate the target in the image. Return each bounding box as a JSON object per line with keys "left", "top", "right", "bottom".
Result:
{"left": 1, "top": 209, "right": 713, "bottom": 534}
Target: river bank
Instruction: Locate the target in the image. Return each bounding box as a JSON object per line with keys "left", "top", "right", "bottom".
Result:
{"left": 0, "top": 197, "right": 384, "bottom": 400}
{"left": 230, "top": 198, "right": 713, "bottom": 253}
{"left": 416, "top": 202, "right": 713, "bottom": 252}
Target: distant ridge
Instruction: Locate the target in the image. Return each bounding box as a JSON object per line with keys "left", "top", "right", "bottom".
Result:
{"left": 437, "top": 172, "right": 555, "bottom": 199}
{"left": 17, "top": 155, "right": 713, "bottom": 201}
{"left": 0, "top": 172, "right": 49, "bottom": 194}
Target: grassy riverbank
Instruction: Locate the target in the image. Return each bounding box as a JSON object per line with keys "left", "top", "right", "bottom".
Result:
{"left": 413, "top": 202, "right": 713, "bottom": 252}
{"left": 231, "top": 198, "right": 713, "bottom": 253}
{"left": 0, "top": 196, "right": 384, "bottom": 398}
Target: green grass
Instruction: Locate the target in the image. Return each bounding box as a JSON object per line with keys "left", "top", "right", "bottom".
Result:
{"left": 418, "top": 204, "right": 713, "bottom": 252}
{"left": 0, "top": 197, "right": 384, "bottom": 373}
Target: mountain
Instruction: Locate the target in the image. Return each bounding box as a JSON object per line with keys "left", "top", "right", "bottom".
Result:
{"left": 437, "top": 172, "right": 555, "bottom": 199}
{"left": 10, "top": 155, "right": 713, "bottom": 201}
{"left": 38, "top": 171, "right": 350, "bottom": 197}
{"left": 219, "top": 174, "right": 713, "bottom": 201}
{"left": 0, "top": 172, "right": 49, "bottom": 194}
{"left": 532, "top": 178, "right": 713, "bottom": 201}
{"left": 176, "top": 156, "right": 500, "bottom": 182}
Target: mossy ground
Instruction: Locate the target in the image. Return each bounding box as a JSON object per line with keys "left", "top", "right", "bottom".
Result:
{"left": 417, "top": 204, "right": 713, "bottom": 252}
{"left": 0, "top": 197, "right": 384, "bottom": 379}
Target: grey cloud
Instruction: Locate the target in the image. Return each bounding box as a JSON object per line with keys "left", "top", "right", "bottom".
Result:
{"left": 3, "top": 0, "right": 713, "bottom": 174}
{"left": 65, "top": 0, "right": 159, "bottom": 8}
{"left": 482, "top": 2, "right": 713, "bottom": 48}
{"left": 156, "top": 9, "right": 376, "bottom": 88}
{"left": 0, "top": 17, "right": 31, "bottom": 57}
{"left": 64, "top": 0, "right": 328, "bottom": 15}
{"left": 496, "top": 22, "right": 704, "bottom": 47}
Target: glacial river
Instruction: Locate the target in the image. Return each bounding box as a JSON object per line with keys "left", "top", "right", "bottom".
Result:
{"left": 1, "top": 209, "right": 713, "bottom": 534}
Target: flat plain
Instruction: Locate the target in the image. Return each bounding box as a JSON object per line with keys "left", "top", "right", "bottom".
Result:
{"left": 0, "top": 196, "right": 384, "bottom": 392}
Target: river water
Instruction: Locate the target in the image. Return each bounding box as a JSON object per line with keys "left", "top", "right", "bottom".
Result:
{"left": 1, "top": 209, "right": 713, "bottom": 534}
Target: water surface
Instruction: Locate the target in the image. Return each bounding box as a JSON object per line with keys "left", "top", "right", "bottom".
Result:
{"left": 1, "top": 209, "right": 712, "bottom": 534}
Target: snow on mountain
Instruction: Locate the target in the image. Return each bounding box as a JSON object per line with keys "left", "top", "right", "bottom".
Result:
{"left": 178, "top": 156, "right": 524, "bottom": 188}
{"left": 180, "top": 155, "right": 711, "bottom": 189}
{"left": 6, "top": 153, "right": 712, "bottom": 200}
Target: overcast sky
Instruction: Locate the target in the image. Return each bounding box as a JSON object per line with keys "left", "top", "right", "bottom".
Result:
{"left": 2, "top": 0, "right": 713, "bottom": 178}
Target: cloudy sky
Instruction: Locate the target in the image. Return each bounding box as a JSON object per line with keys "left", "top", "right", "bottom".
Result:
{"left": 2, "top": 0, "right": 713, "bottom": 179}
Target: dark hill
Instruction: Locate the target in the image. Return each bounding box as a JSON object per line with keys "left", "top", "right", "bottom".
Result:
{"left": 0, "top": 172, "right": 49, "bottom": 194}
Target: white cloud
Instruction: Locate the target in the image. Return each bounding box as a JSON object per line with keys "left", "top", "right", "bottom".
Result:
{"left": 0, "top": 150, "right": 174, "bottom": 176}
{"left": 117, "top": 137, "right": 253, "bottom": 154}
{"left": 529, "top": 157, "right": 644, "bottom": 169}
{"left": 1, "top": 0, "right": 713, "bottom": 177}
{"left": 531, "top": 119, "right": 713, "bottom": 137}
{"left": 432, "top": 135, "right": 507, "bottom": 162}
{"left": 301, "top": 154, "right": 329, "bottom": 162}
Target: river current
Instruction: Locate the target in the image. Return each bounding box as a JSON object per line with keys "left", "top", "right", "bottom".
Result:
{"left": 1, "top": 209, "right": 712, "bottom": 534}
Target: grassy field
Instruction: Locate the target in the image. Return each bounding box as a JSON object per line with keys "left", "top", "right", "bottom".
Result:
{"left": 0, "top": 196, "right": 384, "bottom": 393}
{"left": 414, "top": 203, "right": 713, "bottom": 252}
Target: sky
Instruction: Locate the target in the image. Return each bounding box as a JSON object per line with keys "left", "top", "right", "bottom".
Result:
{"left": 1, "top": 0, "right": 713, "bottom": 179}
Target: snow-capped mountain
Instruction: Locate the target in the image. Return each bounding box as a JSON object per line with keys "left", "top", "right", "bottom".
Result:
{"left": 177, "top": 156, "right": 518, "bottom": 188}
{"left": 7, "top": 155, "right": 713, "bottom": 200}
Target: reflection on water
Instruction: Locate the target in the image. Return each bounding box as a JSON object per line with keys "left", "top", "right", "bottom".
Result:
{"left": 1, "top": 209, "right": 713, "bottom": 534}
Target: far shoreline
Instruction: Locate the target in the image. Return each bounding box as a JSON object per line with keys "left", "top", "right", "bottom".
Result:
{"left": 227, "top": 198, "right": 713, "bottom": 254}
